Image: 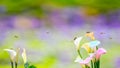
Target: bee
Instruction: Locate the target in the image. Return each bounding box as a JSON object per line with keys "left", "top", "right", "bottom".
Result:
{"left": 86, "top": 31, "right": 91, "bottom": 33}
{"left": 74, "top": 37, "right": 77, "bottom": 40}
{"left": 85, "top": 32, "right": 95, "bottom": 40}
{"left": 14, "top": 35, "right": 19, "bottom": 38}
{"left": 109, "top": 37, "right": 112, "bottom": 39}
{"left": 100, "top": 32, "right": 105, "bottom": 34}
{"left": 46, "top": 31, "right": 50, "bottom": 34}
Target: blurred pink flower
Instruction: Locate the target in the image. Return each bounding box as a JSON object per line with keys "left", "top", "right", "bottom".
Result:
{"left": 75, "top": 48, "right": 106, "bottom": 65}
{"left": 95, "top": 48, "right": 107, "bottom": 60}
{"left": 75, "top": 54, "right": 94, "bottom": 65}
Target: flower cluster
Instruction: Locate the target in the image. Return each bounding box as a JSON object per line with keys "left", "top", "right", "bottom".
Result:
{"left": 4, "top": 48, "right": 36, "bottom": 68}
{"left": 74, "top": 32, "right": 107, "bottom": 68}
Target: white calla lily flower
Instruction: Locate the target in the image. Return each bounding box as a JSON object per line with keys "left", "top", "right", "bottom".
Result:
{"left": 74, "top": 37, "right": 83, "bottom": 50}
{"left": 22, "top": 48, "right": 27, "bottom": 64}
{"left": 74, "top": 56, "right": 82, "bottom": 63}
{"left": 4, "top": 49, "right": 17, "bottom": 62}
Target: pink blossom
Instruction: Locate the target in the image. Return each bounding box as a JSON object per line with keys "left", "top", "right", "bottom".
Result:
{"left": 75, "top": 54, "right": 94, "bottom": 65}
{"left": 95, "top": 48, "right": 107, "bottom": 60}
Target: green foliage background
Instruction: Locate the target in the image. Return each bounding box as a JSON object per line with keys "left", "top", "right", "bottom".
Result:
{"left": 0, "top": 0, "right": 119, "bottom": 16}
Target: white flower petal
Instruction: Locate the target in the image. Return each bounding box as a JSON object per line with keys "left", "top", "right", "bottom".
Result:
{"left": 4, "top": 49, "right": 17, "bottom": 61}
{"left": 74, "top": 37, "right": 83, "bottom": 48}
{"left": 22, "top": 48, "right": 27, "bottom": 63}
{"left": 74, "top": 56, "right": 83, "bottom": 62}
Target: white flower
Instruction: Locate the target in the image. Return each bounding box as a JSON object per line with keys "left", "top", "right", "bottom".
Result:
{"left": 22, "top": 48, "right": 27, "bottom": 63}
{"left": 74, "top": 37, "right": 83, "bottom": 50}
{"left": 4, "top": 49, "right": 17, "bottom": 62}
{"left": 74, "top": 56, "right": 82, "bottom": 63}
{"left": 15, "top": 48, "right": 20, "bottom": 63}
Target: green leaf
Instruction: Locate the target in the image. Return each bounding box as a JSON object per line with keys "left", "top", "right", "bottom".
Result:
{"left": 28, "top": 65, "right": 37, "bottom": 68}
{"left": 24, "top": 62, "right": 29, "bottom": 68}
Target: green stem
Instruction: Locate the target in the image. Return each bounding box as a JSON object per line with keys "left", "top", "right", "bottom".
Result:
{"left": 94, "top": 59, "right": 97, "bottom": 68}
{"left": 91, "top": 60, "right": 94, "bottom": 68}
{"left": 96, "top": 46, "right": 98, "bottom": 50}
{"left": 85, "top": 65, "right": 90, "bottom": 68}
{"left": 77, "top": 50, "right": 82, "bottom": 58}
{"left": 15, "top": 62, "right": 17, "bottom": 68}
{"left": 94, "top": 59, "right": 100, "bottom": 68}
{"left": 94, "top": 62, "right": 96, "bottom": 68}
{"left": 85, "top": 65, "right": 88, "bottom": 68}
{"left": 11, "top": 61, "right": 14, "bottom": 68}
{"left": 97, "top": 60, "right": 100, "bottom": 68}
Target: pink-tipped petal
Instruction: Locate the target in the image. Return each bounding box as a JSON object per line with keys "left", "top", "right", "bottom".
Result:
{"left": 82, "top": 57, "right": 91, "bottom": 64}
{"left": 75, "top": 54, "right": 94, "bottom": 65}
{"left": 96, "top": 48, "right": 107, "bottom": 60}
{"left": 82, "top": 54, "right": 94, "bottom": 64}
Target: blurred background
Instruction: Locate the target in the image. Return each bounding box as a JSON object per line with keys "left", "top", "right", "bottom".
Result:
{"left": 0, "top": 0, "right": 120, "bottom": 68}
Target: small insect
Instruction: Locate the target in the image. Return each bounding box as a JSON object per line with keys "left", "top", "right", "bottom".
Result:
{"left": 86, "top": 32, "right": 95, "bottom": 40}
{"left": 100, "top": 32, "right": 105, "bottom": 34}
{"left": 46, "top": 31, "right": 49, "bottom": 34}
{"left": 74, "top": 37, "right": 77, "bottom": 40}
{"left": 14, "top": 35, "right": 19, "bottom": 38}
{"left": 109, "top": 37, "right": 112, "bottom": 39}
{"left": 86, "top": 32, "right": 91, "bottom": 33}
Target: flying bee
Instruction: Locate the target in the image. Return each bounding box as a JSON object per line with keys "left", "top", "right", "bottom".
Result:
{"left": 100, "top": 32, "right": 105, "bottom": 34}
{"left": 109, "top": 37, "right": 112, "bottom": 39}
{"left": 74, "top": 37, "right": 77, "bottom": 40}
{"left": 14, "top": 35, "right": 19, "bottom": 38}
